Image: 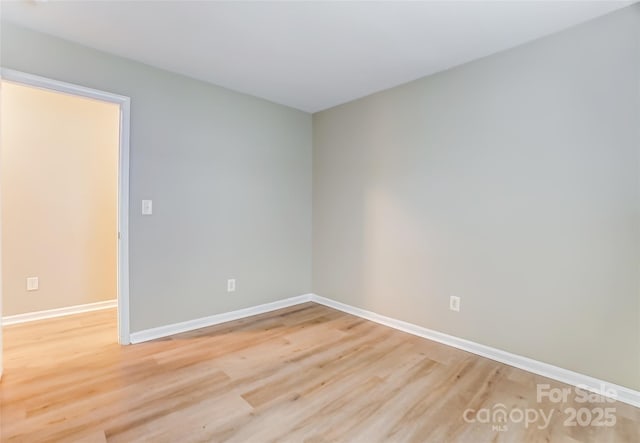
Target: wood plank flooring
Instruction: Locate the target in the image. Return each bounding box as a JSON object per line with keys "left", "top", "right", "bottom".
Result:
{"left": 1, "top": 302, "right": 638, "bottom": 442}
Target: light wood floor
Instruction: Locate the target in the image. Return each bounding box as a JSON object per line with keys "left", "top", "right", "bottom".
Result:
{"left": 1, "top": 303, "right": 638, "bottom": 442}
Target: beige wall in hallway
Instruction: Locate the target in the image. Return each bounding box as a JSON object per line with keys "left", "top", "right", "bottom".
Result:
{"left": 1, "top": 81, "right": 119, "bottom": 316}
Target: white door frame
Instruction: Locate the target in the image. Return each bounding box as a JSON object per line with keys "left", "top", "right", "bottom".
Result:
{"left": 0, "top": 68, "right": 131, "bottom": 346}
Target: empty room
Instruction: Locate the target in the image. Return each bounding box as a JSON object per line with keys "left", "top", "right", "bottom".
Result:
{"left": 0, "top": 1, "right": 638, "bottom": 442}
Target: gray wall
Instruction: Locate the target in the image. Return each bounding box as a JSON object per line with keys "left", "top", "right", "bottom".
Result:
{"left": 1, "top": 23, "right": 312, "bottom": 332}
{"left": 313, "top": 5, "right": 640, "bottom": 390}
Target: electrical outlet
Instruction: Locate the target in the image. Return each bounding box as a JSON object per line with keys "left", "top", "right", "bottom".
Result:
{"left": 449, "top": 296, "right": 460, "bottom": 312}
{"left": 26, "top": 277, "right": 39, "bottom": 291}
{"left": 227, "top": 279, "right": 236, "bottom": 292}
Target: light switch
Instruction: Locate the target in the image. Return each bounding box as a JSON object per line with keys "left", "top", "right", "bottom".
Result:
{"left": 142, "top": 199, "right": 153, "bottom": 215}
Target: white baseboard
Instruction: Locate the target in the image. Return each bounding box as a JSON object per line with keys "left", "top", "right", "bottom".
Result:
{"left": 2, "top": 299, "right": 117, "bottom": 326}
{"left": 309, "top": 294, "right": 640, "bottom": 409}
{"left": 129, "top": 294, "right": 313, "bottom": 344}
{"left": 122, "top": 291, "right": 640, "bottom": 408}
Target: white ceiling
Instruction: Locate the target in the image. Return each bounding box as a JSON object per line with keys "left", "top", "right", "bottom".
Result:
{"left": 1, "top": 1, "right": 633, "bottom": 113}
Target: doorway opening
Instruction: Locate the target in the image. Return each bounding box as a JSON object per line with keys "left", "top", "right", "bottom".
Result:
{"left": 0, "top": 70, "right": 130, "bottom": 376}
